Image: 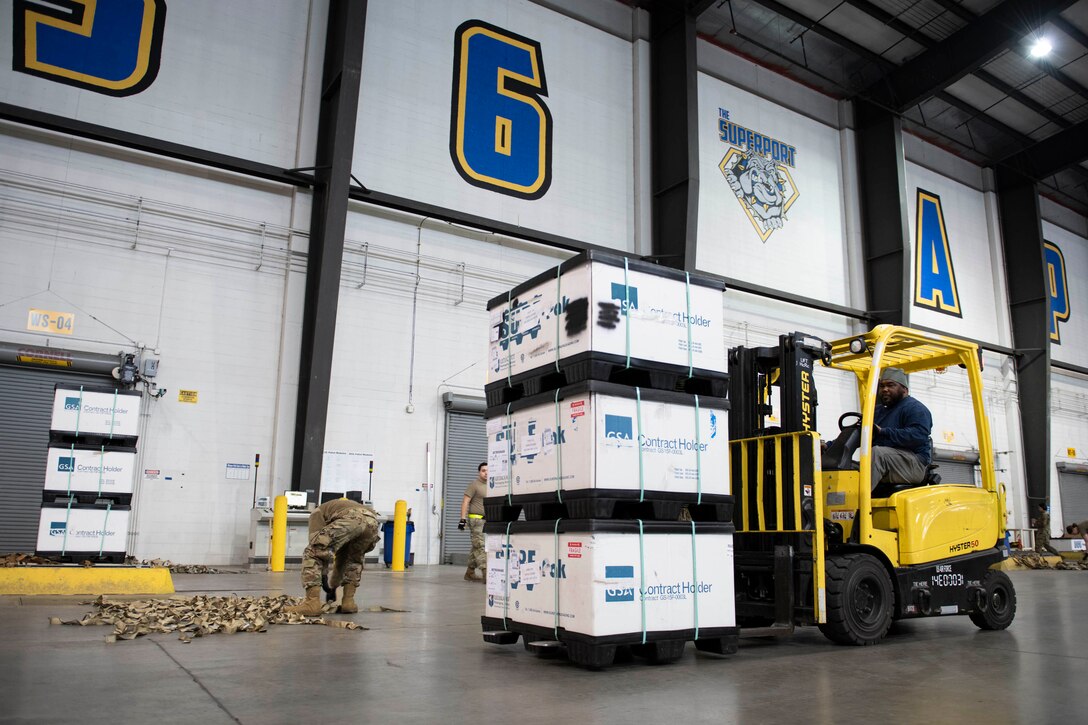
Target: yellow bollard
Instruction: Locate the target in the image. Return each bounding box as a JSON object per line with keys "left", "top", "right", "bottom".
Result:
{"left": 391, "top": 499, "right": 408, "bottom": 572}
{"left": 270, "top": 495, "right": 288, "bottom": 572}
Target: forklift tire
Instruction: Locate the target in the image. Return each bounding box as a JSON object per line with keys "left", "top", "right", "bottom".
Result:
{"left": 818, "top": 553, "right": 893, "bottom": 646}
{"left": 968, "top": 570, "right": 1016, "bottom": 631}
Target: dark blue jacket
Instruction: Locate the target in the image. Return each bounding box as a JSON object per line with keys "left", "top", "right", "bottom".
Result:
{"left": 873, "top": 395, "right": 932, "bottom": 465}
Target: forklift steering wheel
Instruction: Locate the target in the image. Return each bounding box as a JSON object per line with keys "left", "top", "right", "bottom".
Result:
{"left": 838, "top": 412, "right": 862, "bottom": 431}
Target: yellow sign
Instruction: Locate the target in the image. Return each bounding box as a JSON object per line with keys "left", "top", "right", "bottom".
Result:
{"left": 16, "top": 348, "right": 72, "bottom": 367}
{"left": 178, "top": 390, "right": 199, "bottom": 404}
{"left": 27, "top": 308, "right": 75, "bottom": 336}
{"left": 1069, "top": 448, "right": 1078, "bottom": 458}
{"left": 943, "top": 431, "right": 955, "bottom": 443}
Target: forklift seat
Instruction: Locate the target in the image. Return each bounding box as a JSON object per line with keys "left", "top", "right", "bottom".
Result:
{"left": 871, "top": 464, "right": 941, "bottom": 498}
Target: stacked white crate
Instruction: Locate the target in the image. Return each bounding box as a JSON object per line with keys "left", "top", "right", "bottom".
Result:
{"left": 479, "top": 251, "right": 739, "bottom": 667}
{"left": 35, "top": 384, "right": 141, "bottom": 562}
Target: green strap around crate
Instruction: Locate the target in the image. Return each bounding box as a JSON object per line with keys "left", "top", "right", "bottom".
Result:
{"left": 74, "top": 386, "right": 84, "bottom": 437}
{"left": 636, "top": 387, "right": 645, "bottom": 502}
{"left": 638, "top": 518, "right": 647, "bottom": 645}
{"left": 108, "top": 389, "right": 119, "bottom": 440}
{"left": 684, "top": 272, "right": 694, "bottom": 378}
{"left": 553, "top": 389, "right": 563, "bottom": 504}
{"left": 554, "top": 264, "right": 562, "bottom": 373}
{"left": 65, "top": 443, "right": 75, "bottom": 496}
{"left": 60, "top": 494, "right": 74, "bottom": 556}
{"left": 553, "top": 518, "right": 562, "bottom": 639}
{"left": 505, "top": 403, "right": 514, "bottom": 506}
{"left": 690, "top": 520, "right": 700, "bottom": 640}
{"left": 96, "top": 445, "right": 106, "bottom": 497}
{"left": 694, "top": 395, "right": 703, "bottom": 505}
{"left": 503, "top": 521, "right": 513, "bottom": 630}
{"left": 623, "top": 257, "right": 632, "bottom": 369}
{"left": 99, "top": 501, "right": 113, "bottom": 557}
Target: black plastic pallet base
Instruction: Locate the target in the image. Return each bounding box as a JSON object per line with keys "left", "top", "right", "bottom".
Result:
{"left": 484, "top": 491, "right": 733, "bottom": 523}
{"left": 42, "top": 491, "right": 133, "bottom": 506}
{"left": 481, "top": 616, "right": 739, "bottom": 668}
{"left": 48, "top": 432, "right": 138, "bottom": 449}
{"left": 486, "top": 351, "right": 728, "bottom": 408}
{"left": 34, "top": 552, "right": 128, "bottom": 564}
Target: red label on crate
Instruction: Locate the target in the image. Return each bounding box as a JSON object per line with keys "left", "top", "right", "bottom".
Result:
{"left": 568, "top": 542, "right": 582, "bottom": 558}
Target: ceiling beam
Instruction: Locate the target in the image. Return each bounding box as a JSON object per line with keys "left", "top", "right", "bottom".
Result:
{"left": 844, "top": 0, "right": 1071, "bottom": 129}
{"left": 864, "top": 0, "right": 1077, "bottom": 112}
{"left": 1000, "top": 118, "right": 1088, "bottom": 178}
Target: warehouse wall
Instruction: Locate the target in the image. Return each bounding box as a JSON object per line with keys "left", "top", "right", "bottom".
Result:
{"left": 0, "top": 0, "right": 1085, "bottom": 564}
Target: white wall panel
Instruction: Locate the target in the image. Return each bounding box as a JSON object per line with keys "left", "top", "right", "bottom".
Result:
{"left": 1050, "top": 372, "right": 1088, "bottom": 526}
{"left": 904, "top": 161, "right": 1006, "bottom": 345}
{"left": 1042, "top": 221, "right": 1088, "bottom": 365}
{"left": 0, "top": 0, "right": 315, "bottom": 168}
{"left": 356, "top": 0, "right": 635, "bottom": 250}
{"left": 326, "top": 207, "right": 571, "bottom": 564}
{"left": 696, "top": 73, "right": 851, "bottom": 306}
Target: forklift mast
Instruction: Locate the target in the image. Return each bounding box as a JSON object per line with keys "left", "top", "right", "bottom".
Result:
{"left": 728, "top": 332, "right": 832, "bottom": 440}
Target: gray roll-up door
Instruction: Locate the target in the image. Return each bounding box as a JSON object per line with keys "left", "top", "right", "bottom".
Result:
{"left": 442, "top": 411, "right": 487, "bottom": 565}
{"left": 0, "top": 365, "right": 111, "bottom": 553}
{"left": 1058, "top": 470, "right": 1088, "bottom": 525}
{"left": 932, "top": 459, "right": 977, "bottom": 486}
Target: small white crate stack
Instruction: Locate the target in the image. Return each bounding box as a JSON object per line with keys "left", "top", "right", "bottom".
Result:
{"left": 35, "top": 384, "right": 141, "bottom": 563}
{"left": 480, "top": 251, "right": 739, "bottom": 668}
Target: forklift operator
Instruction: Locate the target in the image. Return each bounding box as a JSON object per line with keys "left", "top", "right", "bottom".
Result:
{"left": 870, "top": 367, "right": 933, "bottom": 489}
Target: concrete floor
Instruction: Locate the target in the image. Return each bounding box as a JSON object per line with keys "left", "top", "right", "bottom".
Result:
{"left": 1, "top": 566, "right": 1085, "bottom": 724}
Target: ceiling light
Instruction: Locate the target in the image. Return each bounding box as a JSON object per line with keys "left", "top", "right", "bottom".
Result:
{"left": 1029, "top": 37, "right": 1052, "bottom": 58}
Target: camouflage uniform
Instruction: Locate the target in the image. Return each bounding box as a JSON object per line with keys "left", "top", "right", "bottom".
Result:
{"left": 1034, "top": 509, "right": 1060, "bottom": 556}
{"left": 464, "top": 476, "right": 488, "bottom": 573}
{"left": 300, "top": 499, "right": 381, "bottom": 590}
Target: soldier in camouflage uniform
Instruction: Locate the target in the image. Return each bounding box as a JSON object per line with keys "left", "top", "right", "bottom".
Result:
{"left": 285, "top": 498, "right": 381, "bottom": 616}
{"left": 458, "top": 463, "right": 488, "bottom": 582}
{"left": 1032, "top": 503, "right": 1060, "bottom": 556}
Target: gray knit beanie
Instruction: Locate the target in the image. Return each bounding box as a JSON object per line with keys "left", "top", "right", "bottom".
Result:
{"left": 880, "top": 367, "right": 908, "bottom": 388}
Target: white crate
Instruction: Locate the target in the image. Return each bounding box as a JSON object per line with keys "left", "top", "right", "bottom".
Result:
{"left": 484, "top": 522, "right": 735, "bottom": 639}
{"left": 486, "top": 382, "right": 729, "bottom": 500}
{"left": 487, "top": 252, "right": 726, "bottom": 385}
{"left": 35, "top": 503, "right": 130, "bottom": 557}
{"left": 50, "top": 385, "right": 141, "bottom": 438}
{"left": 43, "top": 446, "right": 136, "bottom": 496}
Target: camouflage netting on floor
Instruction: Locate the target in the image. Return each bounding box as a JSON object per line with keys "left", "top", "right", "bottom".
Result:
{"left": 1011, "top": 552, "right": 1088, "bottom": 570}
{"left": 50, "top": 595, "right": 366, "bottom": 642}
{"left": 1, "top": 553, "right": 248, "bottom": 573}
{"left": 0, "top": 553, "right": 56, "bottom": 567}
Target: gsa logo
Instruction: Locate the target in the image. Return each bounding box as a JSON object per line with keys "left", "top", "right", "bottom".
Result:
{"left": 13, "top": 0, "right": 167, "bottom": 96}
{"left": 709, "top": 412, "right": 718, "bottom": 439}
{"left": 487, "top": 595, "right": 494, "bottom": 607}
{"left": 604, "top": 565, "right": 635, "bottom": 602}
{"left": 64, "top": 397, "right": 81, "bottom": 411}
{"left": 609, "top": 283, "right": 638, "bottom": 312}
{"left": 57, "top": 457, "right": 75, "bottom": 472}
{"left": 604, "top": 415, "right": 632, "bottom": 440}
{"left": 49, "top": 522, "right": 66, "bottom": 537}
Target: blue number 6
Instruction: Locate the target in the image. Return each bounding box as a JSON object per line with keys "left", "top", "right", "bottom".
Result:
{"left": 13, "top": 0, "right": 167, "bottom": 96}
{"left": 450, "top": 20, "right": 552, "bottom": 200}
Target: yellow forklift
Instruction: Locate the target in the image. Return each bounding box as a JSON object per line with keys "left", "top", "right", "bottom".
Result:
{"left": 728, "top": 325, "right": 1015, "bottom": 645}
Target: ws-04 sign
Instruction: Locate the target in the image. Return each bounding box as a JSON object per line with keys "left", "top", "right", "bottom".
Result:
{"left": 12, "top": 0, "right": 166, "bottom": 96}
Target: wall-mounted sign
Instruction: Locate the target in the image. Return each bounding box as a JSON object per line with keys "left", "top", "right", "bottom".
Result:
{"left": 27, "top": 308, "right": 75, "bottom": 335}
{"left": 1069, "top": 448, "right": 1078, "bottom": 458}
{"left": 178, "top": 389, "right": 198, "bottom": 403}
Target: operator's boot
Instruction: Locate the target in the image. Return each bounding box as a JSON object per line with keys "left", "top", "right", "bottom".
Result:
{"left": 464, "top": 566, "right": 483, "bottom": 582}
{"left": 284, "top": 586, "right": 324, "bottom": 616}
{"left": 339, "top": 584, "right": 359, "bottom": 614}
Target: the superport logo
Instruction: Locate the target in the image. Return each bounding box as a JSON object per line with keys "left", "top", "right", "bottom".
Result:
{"left": 604, "top": 415, "right": 633, "bottom": 440}
{"left": 64, "top": 397, "right": 81, "bottom": 410}
{"left": 604, "top": 565, "right": 636, "bottom": 602}
{"left": 949, "top": 539, "right": 978, "bottom": 554}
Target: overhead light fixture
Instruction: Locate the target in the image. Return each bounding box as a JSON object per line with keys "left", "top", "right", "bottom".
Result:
{"left": 1029, "top": 37, "right": 1052, "bottom": 58}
